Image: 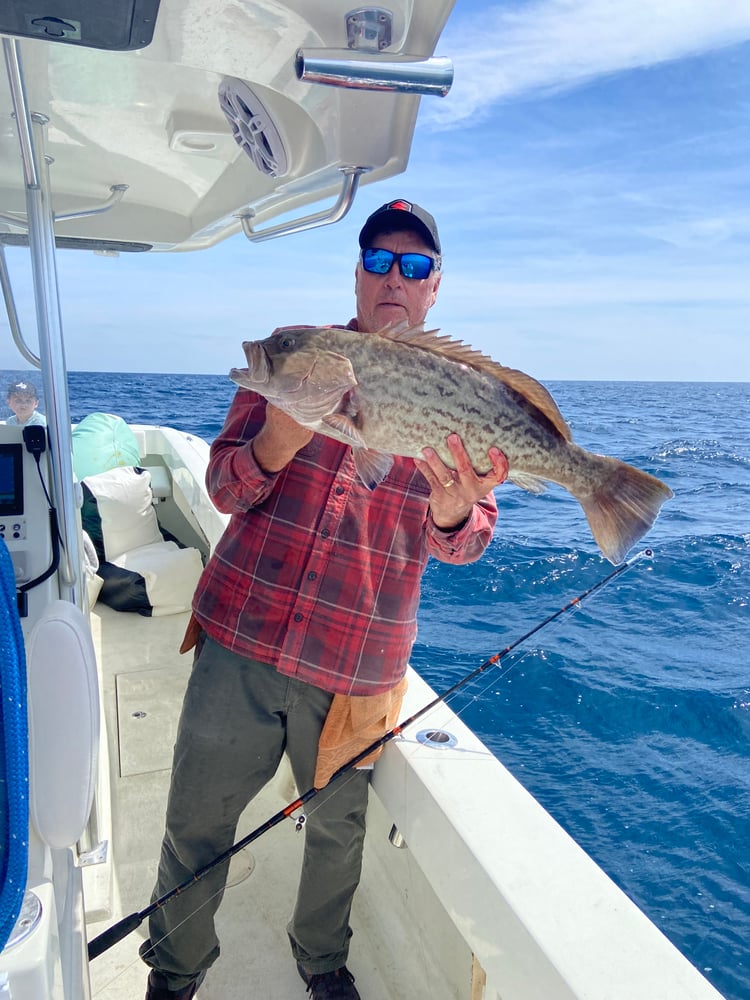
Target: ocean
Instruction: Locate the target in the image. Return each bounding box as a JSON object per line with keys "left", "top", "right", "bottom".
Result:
{"left": 6, "top": 371, "right": 750, "bottom": 999}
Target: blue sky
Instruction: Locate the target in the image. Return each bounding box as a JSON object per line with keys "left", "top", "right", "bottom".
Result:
{"left": 2, "top": 0, "right": 750, "bottom": 380}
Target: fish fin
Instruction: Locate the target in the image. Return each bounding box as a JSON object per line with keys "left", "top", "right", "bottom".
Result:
{"left": 353, "top": 450, "right": 394, "bottom": 490}
{"left": 375, "top": 325, "right": 572, "bottom": 442}
{"left": 494, "top": 371, "right": 572, "bottom": 441}
{"left": 508, "top": 471, "right": 548, "bottom": 495}
{"left": 575, "top": 458, "right": 673, "bottom": 564}
{"left": 377, "top": 323, "right": 499, "bottom": 372}
{"left": 322, "top": 413, "right": 368, "bottom": 448}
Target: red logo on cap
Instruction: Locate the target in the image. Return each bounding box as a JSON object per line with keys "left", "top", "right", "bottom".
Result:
{"left": 388, "top": 200, "right": 412, "bottom": 212}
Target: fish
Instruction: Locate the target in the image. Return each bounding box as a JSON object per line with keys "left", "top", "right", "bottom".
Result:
{"left": 229, "top": 324, "right": 673, "bottom": 564}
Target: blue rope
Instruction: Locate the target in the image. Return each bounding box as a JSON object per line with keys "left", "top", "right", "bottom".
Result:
{"left": 0, "top": 537, "right": 28, "bottom": 951}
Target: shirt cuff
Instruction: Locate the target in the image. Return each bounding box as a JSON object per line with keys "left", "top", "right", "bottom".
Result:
{"left": 426, "top": 508, "right": 477, "bottom": 555}
{"left": 225, "top": 439, "right": 281, "bottom": 506}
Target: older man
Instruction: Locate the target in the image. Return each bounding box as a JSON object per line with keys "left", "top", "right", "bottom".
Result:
{"left": 142, "top": 200, "right": 508, "bottom": 1000}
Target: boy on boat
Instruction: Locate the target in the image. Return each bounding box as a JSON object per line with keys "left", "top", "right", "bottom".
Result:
{"left": 4, "top": 379, "right": 46, "bottom": 427}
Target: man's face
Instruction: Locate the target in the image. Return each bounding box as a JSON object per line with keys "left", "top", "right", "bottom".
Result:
{"left": 8, "top": 393, "right": 38, "bottom": 422}
{"left": 355, "top": 228, "right": 441, "bottom": 333}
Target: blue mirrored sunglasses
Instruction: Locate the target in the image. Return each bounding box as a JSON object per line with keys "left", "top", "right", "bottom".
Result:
{"left": 360, "top": 247, "right": 440, "bottom": 280}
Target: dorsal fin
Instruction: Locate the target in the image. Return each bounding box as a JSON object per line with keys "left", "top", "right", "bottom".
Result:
{"left": 375, "top": 323, "right": 572, "bottom": 442}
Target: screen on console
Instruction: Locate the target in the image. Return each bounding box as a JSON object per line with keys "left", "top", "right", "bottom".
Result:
{"left": 0, "top": 443, "right": 24, "bottom": 517}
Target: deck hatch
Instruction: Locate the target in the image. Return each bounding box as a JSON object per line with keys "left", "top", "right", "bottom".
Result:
{"left": 115, "top": 666, "right": 190, "bottom": 777}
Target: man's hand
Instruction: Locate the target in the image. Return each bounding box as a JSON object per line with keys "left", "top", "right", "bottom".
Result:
{"left": 415, "top": 433, "right": 508, "bottom": 530}
{"left": 252, "top": 404, "right": 314, "bottom": 473}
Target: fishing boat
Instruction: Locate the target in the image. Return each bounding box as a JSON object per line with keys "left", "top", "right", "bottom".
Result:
{"left": 0, "top": 3, "right": 728, "bottom": 998}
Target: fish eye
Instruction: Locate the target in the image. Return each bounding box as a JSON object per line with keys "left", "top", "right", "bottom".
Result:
{"left": 279, "top": 336, "right": 296, "bottom": 350}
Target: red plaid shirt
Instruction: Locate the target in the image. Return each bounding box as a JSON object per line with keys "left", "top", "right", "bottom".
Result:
{"left": 193, "top": 345, "right": 498, "bottom": 695}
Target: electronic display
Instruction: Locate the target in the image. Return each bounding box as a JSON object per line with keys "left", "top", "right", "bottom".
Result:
{"left": 0, "top": 443, "right": 24, "bottom": 516}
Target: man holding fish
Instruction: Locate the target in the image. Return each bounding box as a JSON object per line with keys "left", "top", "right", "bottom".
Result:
{"left": 142, "top": 200, "right": 508, "bottom": 1000}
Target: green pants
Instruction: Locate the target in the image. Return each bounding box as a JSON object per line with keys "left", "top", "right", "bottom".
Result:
{"left": 141, "top": 635, "right": 370, "bottom": 990}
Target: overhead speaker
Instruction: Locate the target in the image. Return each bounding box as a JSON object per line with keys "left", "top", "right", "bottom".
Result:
{"left": 218, "top": 78, "right": 288, "bottom": 179}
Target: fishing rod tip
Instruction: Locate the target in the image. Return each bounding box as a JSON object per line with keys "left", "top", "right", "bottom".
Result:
{"left": 626, "top": 547, "right": 654, "bottom": 565}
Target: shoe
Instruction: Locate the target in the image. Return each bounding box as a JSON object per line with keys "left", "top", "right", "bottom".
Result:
{"left": 297, "top": 962, "right": 361, "bottom": 999}
{"left": 145, "top": 969, "right": 206, "bottom": 1000}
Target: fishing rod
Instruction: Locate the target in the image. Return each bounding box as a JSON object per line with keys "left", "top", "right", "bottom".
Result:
{"left": 88, "top": 547, "right": 652, "bottom": 961}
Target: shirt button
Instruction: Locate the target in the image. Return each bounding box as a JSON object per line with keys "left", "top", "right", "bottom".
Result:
{"left": 307, "top": 571, "right": 317, "bottom": 581}
{"left": 335, "top": 486, "right": 344, "bottom": 495}
{"left": 321, "top": 528, "right": 330, "bottom": 538}
{"left": 293, "top": 613, "right": 303, "bottom": 622}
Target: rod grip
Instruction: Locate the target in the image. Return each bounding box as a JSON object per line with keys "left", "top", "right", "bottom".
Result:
{"left": 88, "top": 911, "right": 143, "bottom": 960}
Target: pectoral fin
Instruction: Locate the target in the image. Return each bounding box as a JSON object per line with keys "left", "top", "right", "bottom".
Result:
{"left": 323, "top": 413, "right": 368, "bottom": 448}
{"left": 353, "top": 450, "right": 394, "bottom": 490}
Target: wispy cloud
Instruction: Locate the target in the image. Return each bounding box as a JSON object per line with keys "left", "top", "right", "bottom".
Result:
{"left": 426, "top": 0, "right": 750, "bottom": 128}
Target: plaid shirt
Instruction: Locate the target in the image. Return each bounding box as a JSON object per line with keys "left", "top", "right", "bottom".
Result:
{"left": 193, "top": 353, "right": 498, "bottom": 696}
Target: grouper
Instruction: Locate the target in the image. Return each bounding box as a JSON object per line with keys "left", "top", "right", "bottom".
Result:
{"left": 229, "top": 324, "right": 673, "bottom": 564}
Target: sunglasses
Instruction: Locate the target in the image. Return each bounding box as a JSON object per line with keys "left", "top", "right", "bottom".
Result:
{"left": 360, "top": 247, "right": 440, "bottom": 280}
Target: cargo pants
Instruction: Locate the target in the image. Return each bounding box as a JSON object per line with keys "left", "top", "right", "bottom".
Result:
{"left": 141, "top": 635, "right": 370, "bottom": 991}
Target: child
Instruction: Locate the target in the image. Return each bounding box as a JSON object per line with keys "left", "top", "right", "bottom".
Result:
{"left": 6, "top": 380, "right": 46, "bottom": 427}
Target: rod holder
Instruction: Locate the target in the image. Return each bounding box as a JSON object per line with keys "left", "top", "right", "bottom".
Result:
{"left": 295, "top": 49, "right": 453, "bottom": 97}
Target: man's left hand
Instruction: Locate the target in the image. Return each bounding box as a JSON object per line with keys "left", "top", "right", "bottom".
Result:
{"left": 415, "top": 434, "right": 508, "bottom": 531}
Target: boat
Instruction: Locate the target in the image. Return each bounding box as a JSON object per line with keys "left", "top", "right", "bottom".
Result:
{"left": 0, "top": 3, "right": 728, "bottom": 998}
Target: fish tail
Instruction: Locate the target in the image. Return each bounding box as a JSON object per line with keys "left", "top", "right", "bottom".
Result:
{"left": 576, "top": 457, "right": 673, "bottom": 564}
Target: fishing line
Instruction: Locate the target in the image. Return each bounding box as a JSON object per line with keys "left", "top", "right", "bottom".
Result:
{"left": 400, "top": 561, "right": 613, "bottom": 751}
{"left": 87, "top": 547, "right": 652, "bottom": 962}
{"left": 92, "top": 868, "right": 234, "bottom": 997}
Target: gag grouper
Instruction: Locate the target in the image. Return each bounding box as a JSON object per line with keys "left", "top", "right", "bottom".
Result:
{"left": 230, "top": 324, "right": 673, "bottom": 564}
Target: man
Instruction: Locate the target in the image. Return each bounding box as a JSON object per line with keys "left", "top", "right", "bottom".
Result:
{"left": 142, "top": 200, "right": 508, "bottom": 1000}
{"left": 5, "top": 380, "right": 46, "bottom": 427}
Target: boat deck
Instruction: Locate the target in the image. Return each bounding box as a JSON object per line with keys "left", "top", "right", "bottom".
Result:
{"left": 84, "top": 604, "right": 444, "bottom": 1000}
{"left": 80, "top": 541, "right": 729, "bottom": 1000}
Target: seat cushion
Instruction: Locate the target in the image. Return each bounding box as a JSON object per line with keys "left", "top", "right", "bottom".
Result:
{"left": 82, "top": 466, "right": 163, "bottom": 562}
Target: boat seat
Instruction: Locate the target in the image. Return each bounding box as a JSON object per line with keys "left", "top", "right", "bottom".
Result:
{"left": 26, "top": 600, "right": 99, "bottom": 850}
{"left": 81, "top": 465, "right": 203, "bottom": 617}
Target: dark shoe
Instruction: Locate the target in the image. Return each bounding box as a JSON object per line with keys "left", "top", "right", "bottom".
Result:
{"left": 145, "top": 969, "right": 205, "bottom": 1000}
{"left": 297, "top": 962, "right": 361, "bottom": 999}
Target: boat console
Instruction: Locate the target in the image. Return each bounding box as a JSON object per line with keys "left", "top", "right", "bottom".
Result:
{"left": 0, "top": 424, "right": 58, "bottom": 635}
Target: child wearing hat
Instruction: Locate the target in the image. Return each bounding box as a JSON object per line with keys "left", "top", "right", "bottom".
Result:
{"left": 6, "top": 380, "right": 46, "bottom": 427}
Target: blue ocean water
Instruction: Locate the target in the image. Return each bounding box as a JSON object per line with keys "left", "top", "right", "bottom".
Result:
{"left": 5, "top": 372, "right": 750, "bottom": 999}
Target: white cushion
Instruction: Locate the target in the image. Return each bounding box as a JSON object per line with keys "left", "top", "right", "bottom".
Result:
{"left": 113, "top": 541, "right": 203, "bottom": 617}
{"left": 83, "top": 467, "right": 163, "bottom": 561}
{"left": 81, "top": 529, "right": 103, "bottom": 608}
{"left": 26, "top": 601, "right": 99, "bottom": 850}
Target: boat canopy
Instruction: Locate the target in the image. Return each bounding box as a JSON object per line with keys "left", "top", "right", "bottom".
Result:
{"left": 0, "top": 0, "right": 455, "bottom": 253}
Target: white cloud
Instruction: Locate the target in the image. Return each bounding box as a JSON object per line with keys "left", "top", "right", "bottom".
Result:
{"left": 426, "top": 0, "right": 750, "bottom": 128}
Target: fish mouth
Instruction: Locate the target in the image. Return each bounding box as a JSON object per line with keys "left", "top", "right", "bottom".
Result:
{"left": 240, "top": 340, "right": 271, "bottom": 385}
{"left": 229, "top": 340, "right": 318, "bottom": 398}
{"left": 228, "top": 341, "right": 272, "bottom": 391}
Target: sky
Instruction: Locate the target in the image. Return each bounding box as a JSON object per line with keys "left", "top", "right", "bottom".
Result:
{"left": 2, "top": 0, "right": 750, "bottom": 380}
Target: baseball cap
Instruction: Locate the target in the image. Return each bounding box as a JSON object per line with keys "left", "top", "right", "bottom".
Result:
{"left": 359, "top": 199, "right": 441, "bottom": 254}
{"left": 7, "top": 379, "right": 38, "bottom": 399}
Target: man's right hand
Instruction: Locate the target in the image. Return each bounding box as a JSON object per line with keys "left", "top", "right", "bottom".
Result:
{"left": 252, "top": 403, "right": 314, "bottom": 473}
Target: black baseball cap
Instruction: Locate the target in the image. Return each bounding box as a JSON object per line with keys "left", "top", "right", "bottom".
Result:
{"left": 7, "top": 379, "right": 38, "bottom": 399}
{"left": 359, "top": 199, "right": 441, "bottom": 254}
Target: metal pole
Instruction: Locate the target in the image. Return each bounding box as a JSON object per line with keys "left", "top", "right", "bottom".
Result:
{"left": 3, "top": 37, "right": 81, "bottom": 599}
